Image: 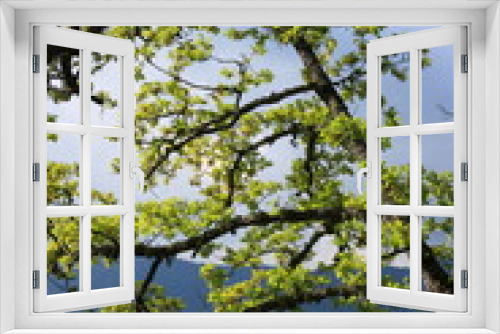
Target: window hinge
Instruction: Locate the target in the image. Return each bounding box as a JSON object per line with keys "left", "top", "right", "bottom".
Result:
{"left": 33, "top": 270, "right": 40, "bottom": 289}
{"left": 33, "top": 163, "right": 40, "bottom": 182}
{"left": 461, "top": 270, "right": 468, "bottom": 289}
{"left": 33, "top": 54, "right": 40, "bottom": 73}
{"left": 461, "top": 54, "right": 468, "bottom": 74}
{"left": 461, "top": 162, "right": 468, "bottom": 181}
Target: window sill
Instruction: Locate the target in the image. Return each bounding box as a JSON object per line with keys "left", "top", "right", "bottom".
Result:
{"left": 4, "top": 329, "right": 498, "bottom": 334}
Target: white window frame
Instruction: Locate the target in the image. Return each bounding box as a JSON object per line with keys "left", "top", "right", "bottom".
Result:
{"left": 365, "top": 26, "right": 467, "bottom": 312}
{"left": 0, "top": 1, "right": 499, "bottom": 333}
{"left": 32, "top": 26, "right": 136, "bottom": 313}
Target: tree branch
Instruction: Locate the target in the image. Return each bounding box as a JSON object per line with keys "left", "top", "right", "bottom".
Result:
{"left": 92, "top": 207, "right": 364, "bottom": 261}
{"left": 225, "top": 124, "right": 303, "bottom": 208}
{"left": 289, "top": 229, "right": 326, "bottom": 269}
{"left": 146, "top": 58, "right": 241, "bottom": 94}
{"left": 90, "top": 204, "right": 452, "bottom": 306}
{"left": 135, "top": 255, "right": 165, "bottom": 312}
{"left": 421, "top": 241, "right": 453, "bottom": 294}
{"left": 381, "top": 243, "right": 453, "bottom": 294}
{"left": 242, "top": 285, "right": 360, "bottom": 312}
{"left": 304, "top": 126, "right": 318, "bottom": 197}
{"left": 291, "top": 36, "right": 366, "bottom": 160}
{"left": 145, "top": 83, "right": 315, "bottom": 181}
{"left": 292, "top": 36, "right": 349, "bottom": 116}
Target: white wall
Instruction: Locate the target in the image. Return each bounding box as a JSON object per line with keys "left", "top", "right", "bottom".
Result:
{"left": 485, "top": 2, "right": 500, "bottom": 333}
{"left": 3, "top": 4, "right": 494, "bottom": 332}
{"left": 0, "top": 2, "right": 16, "bottom": 333}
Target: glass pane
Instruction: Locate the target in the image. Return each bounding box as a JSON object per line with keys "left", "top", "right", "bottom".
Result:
{"left": 91, "top": 216, "right": 121, "bottom": 290}
{"left": 381, "top": 52, "right": 410, "bottom": 127}
{"left": 421, "top": 217, "right": 454, "bottom": 294}
{"left": 381, "top": 136, "right": 410, "bottom": 205}
{"left": 47, "top": 216, "right": 80, "bottom": 295}
{"left": 91, "top": 52, "right": 121, "bottom": 127}
{"left": 47, "top": 44, "right": 81, "bottom": 124}
{"left": 421, "top": 45, "right": 454, "bottom": 124}
{"left": 47, "top": 133, "right": 80, "bottom": 206}
{"left": 421, "top": 133, "right": 454, "bottom": 206}
{"left": 91, "top": 136, "right": 121, "bottom": 205}
{"left": 381, "top": 215, "right": 410, "bottom": 290}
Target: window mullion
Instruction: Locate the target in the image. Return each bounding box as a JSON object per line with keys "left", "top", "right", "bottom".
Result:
{"left": 45, "top": 123, "right": 129, "bottom": 138}
{"left": 409, "top": 47, "right": 420, "bottom": 293}
{"left": 412, "top": 206, "right": 454, "bottom": 217}
{"left": 82, "top": 48, "right": 92, "bottom": 294}
{"left": 90, "top": 205, "right": 130, "bottom": 216}
{"left": 412, "top": 123, "right": 454, "bottom": 135}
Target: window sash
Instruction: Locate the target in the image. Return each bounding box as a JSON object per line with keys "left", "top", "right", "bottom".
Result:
{"left": 33, "top": 26, "right": 136, "bottom": 313}
{"left": 366, "top": 26, "right": 468, "bottom": 312}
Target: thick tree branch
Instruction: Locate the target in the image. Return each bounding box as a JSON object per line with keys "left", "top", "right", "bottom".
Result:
{"left": 291, "top": 36, "right": 366, "bottom": 160}
{"left": 292, "top": 36, "right": 349, "bottom": 116}
{"left": 90, "top": 205, "right": 451, "bottom": 306}
{"left": 145, "top": 84, "right": 314, "bottom": 181}
{"left": 421, "top": 242, "right": 454, "bottom": 294}
{"left": 242, "top": 285, "right": 360, "bottom": 312}
{"left": 92, "top": 207, "right": 364, "bottom": 260}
